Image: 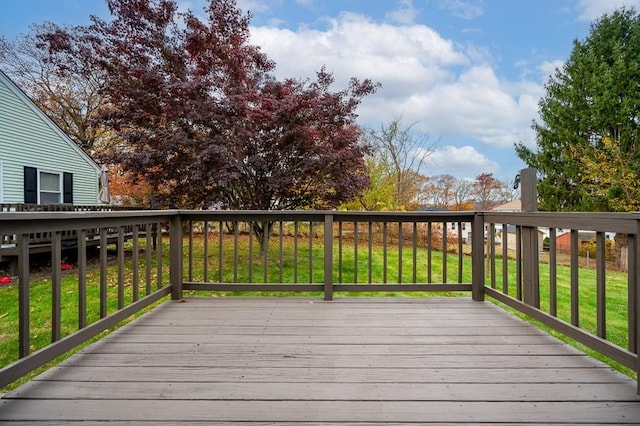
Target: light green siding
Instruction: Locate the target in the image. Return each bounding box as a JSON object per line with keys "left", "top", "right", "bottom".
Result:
{"left": 0, "top": 72, "right": 100, "bottom": 205}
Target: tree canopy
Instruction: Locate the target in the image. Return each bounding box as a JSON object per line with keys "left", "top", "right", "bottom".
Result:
{"left": 516, "top": 8, "right": 640, "bottom": 211}
{"left": 41, "top": 0, "right": 378, "bottom": 209}
{"left": 365, "top": 120, "right": 436, "bottom": 210}
{"left": 342, "top": 120, "right": 436, "bottom": 211}
{"left": 0, "top": 24, "right": 107, "bottom": 152}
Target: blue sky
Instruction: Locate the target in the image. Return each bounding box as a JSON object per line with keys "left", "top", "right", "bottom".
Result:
{"left": 2, "top": 0, "right": 640, "bottom": 183}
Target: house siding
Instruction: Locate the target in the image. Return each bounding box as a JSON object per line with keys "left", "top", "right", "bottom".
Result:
{"left": 505, "top": 230, "right": 544, "bottom": 251}
{"left": 0, "top": 72, "right": 99, "bottom": 205}
{"left": 555, "top": 231, "right": 598, "bottom": 254}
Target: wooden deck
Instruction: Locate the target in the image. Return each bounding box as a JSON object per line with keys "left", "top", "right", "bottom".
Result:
{"left": 1, "top": 297, "right": 640, "bottom": 424}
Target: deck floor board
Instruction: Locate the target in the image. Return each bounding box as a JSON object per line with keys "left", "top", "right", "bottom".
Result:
{"left": 1, "top": 297, "right": 639, "bottom": 424}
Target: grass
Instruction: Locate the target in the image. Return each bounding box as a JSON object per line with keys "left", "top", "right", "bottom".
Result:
{"left": 185, "top": 233, "right": 469, "bottom": 286}
{"left": 0, "top": 231, "right": 636, "bottom": 394}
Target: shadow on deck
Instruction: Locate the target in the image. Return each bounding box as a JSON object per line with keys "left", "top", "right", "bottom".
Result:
{"left": 2, "top": 297, "right": 639, "bottom": 424}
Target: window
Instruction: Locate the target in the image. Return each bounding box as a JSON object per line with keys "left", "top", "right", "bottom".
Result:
{"left": 24, "top": 167, "right": 73, "bottom": 204}
{"left": 40, "top": 171, "right": 61, "bottom": 204}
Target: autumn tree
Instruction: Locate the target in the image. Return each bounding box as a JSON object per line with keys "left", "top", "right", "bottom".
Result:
{"left": 580, "top": 136, "right": 640, "bottom": 211}
{"left": 221, "top": 71, "right": 376, "bottom": 212}
{"left": 500, "top": 177, "right": 520, "bottom": 204}
{"left": 452, "top": 179, "right": 474, "bottom": 210}
{"left": 365, "top": 120, "right": 437, "bottom": 209}
{"left": 429, "top": 174, "right": 456, "bottom": 207}
{"left": 42, "top": 0, "right": 378, "bottom": 212}
{"left": 0, "top": 24, "right": 107, "bottom": 153}
{"left": 106, "top": 164, "right": 154, "bottom": 206}
{"left": 341, "top": 154, "right": 397, "bottom": 211}
{"left": 515, "top": 8, "right": 640, "bottom": 212}
{"left": 472, "top": 173, "right": 503, "bottom": 210}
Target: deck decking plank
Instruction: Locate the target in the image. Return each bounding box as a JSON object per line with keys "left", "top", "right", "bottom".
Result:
{"left": 101, "top": 332, "right": 557, "bottom": 345}
{"left": 2, "top": 400, "right": 640, "bottom": 423}
{"left": 115, "top": 324, "right": 545, "bottom": 336}
{"left": 11, "top": 381, "right": 640, "bottom": 402}
{"left": 1, "top": 297, "right": 639, "bottom": 424}
{"left": 64, "top": 353, "right": 599, "bottom": 369}
{"left": 130, "top": 318, "right": 522, "bottom": 327}
{"left": 28, "top": 365, "right": 627, "bottom": 384}
{"left": 0, "top": 423, "right": 627, "bottom": 426}
{"left": 86, "top": 342, "right": 576, "bottom": 355}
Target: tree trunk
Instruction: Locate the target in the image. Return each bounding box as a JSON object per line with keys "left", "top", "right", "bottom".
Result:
{"left": 253, "top": 221, "right": 273, "bottom": 256}
{"left": 614, "top": 233, "right": 628, "bottom": 272}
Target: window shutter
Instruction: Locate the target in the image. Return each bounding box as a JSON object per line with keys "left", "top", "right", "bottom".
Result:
{"left": 24, "top": 166, "right": 37, "bottom": 203}
{"left": 63, "top": 172, "right": 73, "bottom": 204}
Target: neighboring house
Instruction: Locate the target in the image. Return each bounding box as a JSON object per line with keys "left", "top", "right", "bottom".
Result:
{"left": 0, "top": 70, "right": 100, "bottom": 205}
{"left": 489, "top": 201, "right": 545, "bottom": 249}
{"left": 492, "top": 199, "right": 521, "bottom": 212}
{"left": 556, "top": 230, "right": 597, "bottom": 254}
{"left": 502, "top": 224, "right": 545, "bottom": 251}
{"left": 448, "top": 221, "right": 471, "bottom": 244}
{"left": 418, "top": 206, "right": 472, "bottom": 243}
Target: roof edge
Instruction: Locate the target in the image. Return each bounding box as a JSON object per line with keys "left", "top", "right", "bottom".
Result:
{"left": 0, "top": 69, "right": 101, "bottom": 173}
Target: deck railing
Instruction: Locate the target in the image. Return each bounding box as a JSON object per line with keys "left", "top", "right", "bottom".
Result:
{"left": 483, "top": 211, "right": 640, "bottom": 381}
{"left": 178, "top": 210, "right": 482, "bottom": 298}
{"left": 0, "top": 210, "right": 175, "bottom": 387}
{"left": 0, "top": 203, "right": 146, "bottom": 247}
{"left": 0, "top": 209, "right": 638, "bottom": 393}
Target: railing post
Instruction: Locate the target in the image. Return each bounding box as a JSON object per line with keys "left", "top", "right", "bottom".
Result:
{"left": 472, "top": 212, "right": 485, "bottom": 301}
{"left": 170, "top": 212, "right": 183, "bottom": 300}
{"left": 324, "top": 213, "right": 334, "bottom": 301}
{"left": 520, "top": 168, "right": 540, "bottom": 308}
{"left": 634, "top": 219, "right": 640, "bottom": 394}
{"left": 17, "top": 234, "right": 30, "bottom": 358}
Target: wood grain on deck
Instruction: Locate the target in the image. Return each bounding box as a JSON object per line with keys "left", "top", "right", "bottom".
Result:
{"left": 1, "top": 297, "right": 639, "bottom": 424}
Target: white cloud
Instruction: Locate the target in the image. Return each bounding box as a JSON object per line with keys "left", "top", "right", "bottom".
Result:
{"left": 428, "top": 145, "right": 498, "bottom": 175}
{"left": 576, "top": 0, "right": 640, "bottom": 21}
{"left": 538, "top": 59, "right": 564, "bottom": 77}
{"left": 358, "top": 65, "right": 539, "bottom": 148}
{"left": 251, "top": 13, "right": 468, "bottom": 93}
{"left": 438, "top": 0, "right": 485, "bottom": 20}
{"left": 249, "top": 10, "right": 541, "bottom": 165}
{"left": 386, "top": 0, "right": 420, "bottom": 25}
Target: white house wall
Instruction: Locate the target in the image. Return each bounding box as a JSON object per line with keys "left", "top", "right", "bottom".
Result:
{"left": 0, "top": 72, "right": 100, "bottom": 205}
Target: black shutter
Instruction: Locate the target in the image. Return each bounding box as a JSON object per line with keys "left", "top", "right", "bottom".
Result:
{"left": 63, "top": 172, "right": 73, "bottom": 204}
{"left": 24, "top": 166, "right": 37, "bottom": 203}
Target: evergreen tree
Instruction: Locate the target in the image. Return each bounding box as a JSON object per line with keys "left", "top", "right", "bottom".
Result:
{"left": 516, "top": 8, "right": 640, "bottom": 211}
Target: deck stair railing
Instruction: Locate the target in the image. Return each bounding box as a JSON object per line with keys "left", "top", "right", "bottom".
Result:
{"left": 0, "top": 207, "right": 638, "bottom": 393}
